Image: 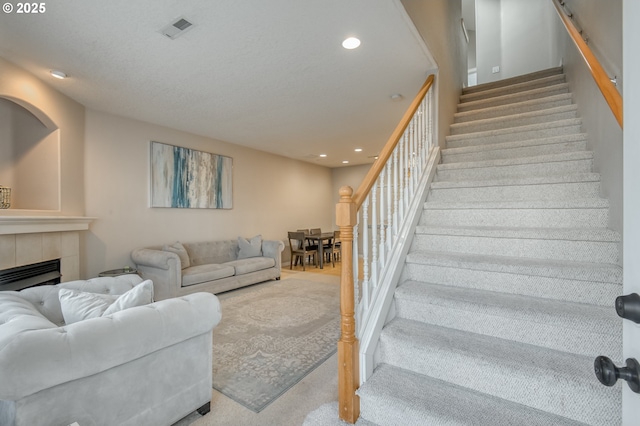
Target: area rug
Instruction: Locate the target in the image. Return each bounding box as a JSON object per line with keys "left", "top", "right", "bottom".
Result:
{"left": 212, "top": 278, "right": 340, "bottom": 412}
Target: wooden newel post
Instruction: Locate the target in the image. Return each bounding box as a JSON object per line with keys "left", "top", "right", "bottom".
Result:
{"left": 336, "top": 185, "right": 360, "bottom": 423}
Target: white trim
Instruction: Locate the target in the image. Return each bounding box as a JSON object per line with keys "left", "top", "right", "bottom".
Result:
{"left": 359, "top": 147, "right": 440, "bottom": 383}
{"left": 0, "top": 216, "right": 94, "bottom": 235}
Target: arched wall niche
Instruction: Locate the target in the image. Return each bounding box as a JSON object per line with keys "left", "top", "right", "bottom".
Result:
{"left": 0, "top": 96, "right": 61, "bottom": 211}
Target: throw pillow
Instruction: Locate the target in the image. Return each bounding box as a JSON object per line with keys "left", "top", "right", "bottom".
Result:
{"left": 59, "top": 280, "right": 154, "bottom": 325}
{"left": 103, "top": 279, "right": 154, "bottom": 316}
{"left": 238, "top": 234, "right": 263, "bottom": 259}
{"left": 163, "top": 241, "right": 190, "bottom": 269}
{"left": 58, "top": 289, "right": 116, "bottom": 324}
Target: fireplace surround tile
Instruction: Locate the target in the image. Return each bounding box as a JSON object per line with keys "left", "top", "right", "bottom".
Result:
{"left": 0, "top": 235, "right": 16, "bottom": 270}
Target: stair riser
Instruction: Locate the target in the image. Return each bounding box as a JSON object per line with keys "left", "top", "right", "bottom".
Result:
{"left": 450, "top": 110, "right": 578, "bottom": 135}
{"left": 395, "top": 298, "right": 621, "bottom": 357}
{"left": 462, "top": 67, "right": 563, "bottom": 95}
{"left": 412, "top": 234, "right": 618, "bottom": 263}
{"left": 428, "top": 181, "right": 601, "bottom": 203}
{"left": 454, "top": 96, "right": 573, "bottom": 123}
{"left": 445, "top": 124, "right": 582, "bottom": 149}
{"left": 402, "top": 262, "right": 620, "bottom": 306}
{"left": 457, "top": 86, "right": 569, "bottom": 112}
{"left": 379, "top": 330, "right": 617, "bottom": 426}
{"left": 419, "top": 207, "right": 609, "bottom": 228}
{"left": 442, "top": 141, "right": 587, "bottom": 163}
{"left": 436, "top": 159, "right": 593, "bottom": 181}
{"left": 460, "top": 76, "right": 566, "bottom": 103}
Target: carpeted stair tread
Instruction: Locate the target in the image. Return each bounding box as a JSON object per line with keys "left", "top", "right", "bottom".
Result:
{"left": 461, "top": 66, "right": 564, "bottom": 95}
{"left": 459, "top": 74, "right": 566, "bottom": 103}
{"left": 402, "top": 258, "right": 620, "bottom": 307}
{"left": 423, "top": 197, "right": 609, "bottom": 210}
{"left": 428, "top": 173, "right": 600, "bottom": 203}
{"left": 442, "top": 133, "right": 588, "bottom": 161}
{"left": 450, "top": 105, "right": 579, "bottom": 135}
{"left": 457, "top": 83, "right": 570, "bottom": 112}
{"left": 430, "top": 172, "right": 600, "bottom": 189}
{"left": 357, "top": 363, "right": 587, "bottom": 426}
{"left": 378, "top": 319, "right": 620, "bottom": 426}
{"left": 436, "top": 152, "right": 594, "bottom": 181}
{"left": 439, "top": 150, "right": 593, "bottom": 171}
{"left": 420, "top": 198, "right": 610, "bottom": 228}
{"left": 445, "top": 118, "right": 582, "bottom": 148}
{"left": 414, "top": 225, "right": 620, "bottom": 242}
{"left": 454, "top": 93, "right": 573, "bottom": 123}
{"left": 404, "top": 249, "right": 622, "bottom": 284}
{"left": 394, "top": 281, "right": 621, "bottom": 357}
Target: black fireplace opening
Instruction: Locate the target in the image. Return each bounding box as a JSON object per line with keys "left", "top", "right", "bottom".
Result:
{"left": 0, "top": 259, "right": 61, "bottom": 291}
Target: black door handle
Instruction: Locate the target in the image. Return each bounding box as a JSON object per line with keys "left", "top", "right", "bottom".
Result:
{"left": 594, "top": 356, "right": 640, "bottom": 393}
{"left": 615, "top": 293, "right": 640, "bottom": 323}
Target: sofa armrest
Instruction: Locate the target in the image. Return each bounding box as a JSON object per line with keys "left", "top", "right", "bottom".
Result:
{"left": 0, "top": 292, "right": 221, "bottom": 401}
{"left": 262, "top": 240, "right": 285, "bottom": 271}
{"left": 131, "top": 248, "right": 182, "bottom": 300}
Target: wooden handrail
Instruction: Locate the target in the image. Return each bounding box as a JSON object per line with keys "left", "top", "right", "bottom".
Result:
{"left": 353, "top": 74, "right": 435, "bottom": 208}
{"left": 551, "top": 0, "right": 623, "bottom": 128}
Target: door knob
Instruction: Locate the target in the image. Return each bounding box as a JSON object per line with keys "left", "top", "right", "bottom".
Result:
{"left": 594, "top": 356, "right": 640, "bottom": 393}
{"left": 615, "top": 293, "right": 640, "bottom": 323}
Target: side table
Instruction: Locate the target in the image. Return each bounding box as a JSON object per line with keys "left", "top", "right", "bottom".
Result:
{"left": 98, "top": 267, "right": 138, "bottom": 277}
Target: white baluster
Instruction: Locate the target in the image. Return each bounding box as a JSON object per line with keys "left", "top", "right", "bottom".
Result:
{"left": 371, "top": 183, "right": 378, "bottom": 296}
{"left": 362, "top": 197, "right": 370, "bottom": 313}
{"left": 393, "top": 149, "right": 399, "bottom": 236}
{"left": 386, "top": 159, "right": 393, "bottom": 251}
{"left": 378, "top": 173, "right": 385, "bottom": 269}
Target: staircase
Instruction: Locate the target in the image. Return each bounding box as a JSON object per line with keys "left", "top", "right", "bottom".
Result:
{"left": 354, "top": 67, "right": 624, "bottom": 426}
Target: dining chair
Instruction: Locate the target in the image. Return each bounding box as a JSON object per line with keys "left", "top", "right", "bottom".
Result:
{"left": 327, "top": 230, "right": 341, "bottom": 267}
{"left": 288, "top": 231, "right": 318, "bottom": 271}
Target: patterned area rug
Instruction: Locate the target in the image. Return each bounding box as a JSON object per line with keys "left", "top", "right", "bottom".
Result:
{"left": 212, "top": 278, "right": 340, "bottom": 412}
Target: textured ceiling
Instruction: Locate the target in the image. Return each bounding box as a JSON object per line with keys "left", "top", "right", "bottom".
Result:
{"left": 0, "top": 0, "right": 436, "bottom": 167}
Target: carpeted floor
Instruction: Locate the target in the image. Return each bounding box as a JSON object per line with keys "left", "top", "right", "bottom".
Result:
{"left": 172, "top": 271, "right": 342, "bottom": 426}
{"left": 211, "top": 276, "right": 340, "bottom": 412}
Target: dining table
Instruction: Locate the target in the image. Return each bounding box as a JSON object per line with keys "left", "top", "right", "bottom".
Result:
{"left": 304, "top": 232, "right": 335, "bottom": 269}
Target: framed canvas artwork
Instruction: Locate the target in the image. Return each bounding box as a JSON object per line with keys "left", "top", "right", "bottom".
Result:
{"left": 150, "top": 141, "right": 233, "bottom": 209}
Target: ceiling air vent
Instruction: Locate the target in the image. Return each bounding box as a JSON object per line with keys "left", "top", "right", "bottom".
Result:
{"left": 160, "top": 16, "right": 194, "bottom": 40}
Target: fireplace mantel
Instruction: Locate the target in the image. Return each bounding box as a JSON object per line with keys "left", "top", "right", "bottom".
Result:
{"left": 0, "top": 216, "right": 95, "bottom": 235}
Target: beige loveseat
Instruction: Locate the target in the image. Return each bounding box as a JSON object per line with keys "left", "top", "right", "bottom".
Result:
{"left": 131, "top": 236, "right": 284, "bottom": 301}
{"left": 0, "top": 274, "right": 221, "bottom": 426}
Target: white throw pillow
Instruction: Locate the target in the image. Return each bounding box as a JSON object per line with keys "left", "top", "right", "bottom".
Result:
{"left": 59, "top": 280, "right": 154, "bottom": 325}
{"left": 103, "top": 279, "right": 154, "bottom": 316}
{"left": 238, "top": 234, "right": 262, "bottom": 259}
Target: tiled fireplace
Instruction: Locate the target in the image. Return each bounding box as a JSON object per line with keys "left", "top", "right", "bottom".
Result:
{"left": 0, "top": 216, "right": 93, "bottom": 283}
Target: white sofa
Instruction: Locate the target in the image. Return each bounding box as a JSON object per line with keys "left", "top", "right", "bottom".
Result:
{"left": 131, "top": 237, "right": 284, "bottom": 301}
{"left": 0, "top": 275, "right": 221, "bottom": 426}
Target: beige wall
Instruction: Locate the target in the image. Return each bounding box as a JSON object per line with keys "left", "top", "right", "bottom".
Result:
{"left": 401, "top": 0, "right": 466, "bottom": 149}
{"left": 331, "top": 163, "right": 372, "bottom": 225}
{"left": 551, "top": 1, "right": 623, "bottom": 236}
{"left": 0, "top": 57, "right": 85, "bottom": 215}
{"left": 84, "top": 110, "right": 335, "bottom": 277}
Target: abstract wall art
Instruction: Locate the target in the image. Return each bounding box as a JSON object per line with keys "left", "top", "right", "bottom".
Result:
{"left": 150, "top": 141, "right": 233, "bottom": 209}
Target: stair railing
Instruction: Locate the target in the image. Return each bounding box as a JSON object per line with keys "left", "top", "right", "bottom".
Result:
{"left": 552, "top": 0, "right": 623, "bottom": 128}
{"left": 336, "top": 74, "right": 439, "bottom": 423}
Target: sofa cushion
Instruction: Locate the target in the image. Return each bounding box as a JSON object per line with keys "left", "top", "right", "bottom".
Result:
{"left": 0, "top": 294, "right": 57, "bottom": 350}
{"left": 238, "top": 234, "right": 262, "bottom": 259}
{"left": 59, "top": 280, "right": 155, "bottom": 324}
{"left": 182, "top": 264, "right": 235, "bottom": 287}
{"left": 163, "top": 241, "right": 191, "bottom": 269}
{"left": 225, "top": 257, "right": 275, "bottom": 275}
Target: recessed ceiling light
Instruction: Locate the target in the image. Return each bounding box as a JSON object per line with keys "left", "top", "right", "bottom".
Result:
{"left": 342, "top": 37, "right": 361, "bottom": 49}
{"left": 354, "top": 148, "right": 363, "bottom": 152}
{"left": 342, "top": 160, "right": 350, "bottom": 164}
{"left": 50, "top": 70, "right": 67, "bottom": 79}
{"left": 319, "top": 154, "right": 327, "bottom": 158}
